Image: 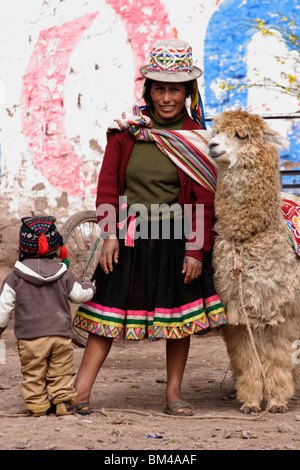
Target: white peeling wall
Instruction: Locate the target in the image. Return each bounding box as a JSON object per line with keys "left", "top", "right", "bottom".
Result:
{"left": 0, "top": 0, "right": 299, "bottom": 225}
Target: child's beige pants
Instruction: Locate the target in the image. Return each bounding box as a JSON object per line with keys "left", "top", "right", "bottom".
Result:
{"left": 17, "top": 336, "right": 77, "bottom": 414}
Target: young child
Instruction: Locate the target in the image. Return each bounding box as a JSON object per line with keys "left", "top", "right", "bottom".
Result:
{"left": 0, "top": 215, "right": 96, "bottom": 417}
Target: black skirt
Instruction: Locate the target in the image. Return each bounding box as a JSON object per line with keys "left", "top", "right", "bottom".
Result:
{"left": 73, "top": 221, "right": 226, "bottom": 341}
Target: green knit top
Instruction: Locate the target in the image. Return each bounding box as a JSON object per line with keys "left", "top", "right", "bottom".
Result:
{"left": 123, "top": 110, "right": 186, "bottom": 220}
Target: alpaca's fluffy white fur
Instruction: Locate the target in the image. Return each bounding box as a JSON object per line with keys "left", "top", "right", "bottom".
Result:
{"left": 209, "top": 110, "right": 300, "bottom": 414}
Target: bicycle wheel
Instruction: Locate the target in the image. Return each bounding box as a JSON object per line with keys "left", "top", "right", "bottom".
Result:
{"left": 61, "top": 210, "right": 102, "bottom": 348}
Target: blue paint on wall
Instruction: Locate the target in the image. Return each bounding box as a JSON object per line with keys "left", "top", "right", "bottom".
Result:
{"left": 204, "top": 0, "right": 299, "bottom": 113}
{"left": 204, "top": 0, "right": 300, "bottom": 169}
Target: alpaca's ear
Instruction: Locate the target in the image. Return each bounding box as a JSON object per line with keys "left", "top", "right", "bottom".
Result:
{"left": 263, "top": 130, "right": 289, "bottom": 149}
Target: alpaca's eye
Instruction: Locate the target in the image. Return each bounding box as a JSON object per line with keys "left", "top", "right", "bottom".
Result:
{"left": 235, "top": 131, "right": 248, "bottom": 139}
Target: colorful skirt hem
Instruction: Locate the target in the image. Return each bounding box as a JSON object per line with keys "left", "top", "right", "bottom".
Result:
{"left": 73, "top": 223, "right": 226, "bottom": 342}
{"left": 73, "top": 295, "right": 226, "bottom": 342}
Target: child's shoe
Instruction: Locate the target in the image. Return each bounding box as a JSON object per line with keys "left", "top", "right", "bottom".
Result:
{"left": 27, "top": 410, "right": 46, "bottom": 417}
{"left": 56, "top": 401, "right": 76, "bottom": 416}
{"left": 26, "top": 400, "right": 51, "bottom": 417}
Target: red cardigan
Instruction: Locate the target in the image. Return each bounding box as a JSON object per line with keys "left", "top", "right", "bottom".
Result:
{"left": 96, "top": 113, "right": 215, "bottom": 262}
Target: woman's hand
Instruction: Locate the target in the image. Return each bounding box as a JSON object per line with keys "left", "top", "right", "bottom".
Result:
{"left": 99, "top": 235, "right": 119, "bottom": 274}
{"left": 182, "top": 256, "right": 202, "bottom": 284}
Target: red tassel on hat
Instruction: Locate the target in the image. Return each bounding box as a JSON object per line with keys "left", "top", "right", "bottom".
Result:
{"left": 60, "top": 245, "right": 68, "bottom": 261}
{"left": 37, "top": 233, "right": 49, "bottom": 255}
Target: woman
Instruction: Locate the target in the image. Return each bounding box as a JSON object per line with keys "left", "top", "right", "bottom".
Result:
{"left": 73, "top": 39, "right": 226, "bottom": 416}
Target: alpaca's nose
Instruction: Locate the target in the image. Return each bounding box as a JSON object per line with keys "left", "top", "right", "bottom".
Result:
{"left": 209, "top": 141, "right": 218, "bottom": 150}
{"left": 208, "top": 140, "right": 220, "bottom": 157}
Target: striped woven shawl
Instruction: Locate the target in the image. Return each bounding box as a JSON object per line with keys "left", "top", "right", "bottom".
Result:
{"left": 107, "top": 106, "right": 217, "bottom": 193}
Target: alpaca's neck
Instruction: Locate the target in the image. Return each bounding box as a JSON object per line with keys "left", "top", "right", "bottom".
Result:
{"left": 214, "top": 168, "right": 282, "bottom": 241}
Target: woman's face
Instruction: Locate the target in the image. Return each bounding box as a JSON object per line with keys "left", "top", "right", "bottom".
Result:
{"left": 150, "top": 81, "right": 186, "bottom": 122}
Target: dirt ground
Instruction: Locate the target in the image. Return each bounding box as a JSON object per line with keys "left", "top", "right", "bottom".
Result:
{"left": 0, "top": 264, "right": 300, "bottom": 454}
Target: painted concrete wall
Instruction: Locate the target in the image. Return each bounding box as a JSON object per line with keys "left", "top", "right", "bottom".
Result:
{"left": 0, "top": 0, "right": 299, "bottom": 228}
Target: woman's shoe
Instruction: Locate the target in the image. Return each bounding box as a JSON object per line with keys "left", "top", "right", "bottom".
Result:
{"left": 75, "top": 402, "right": 91, "bottom": 415}
{"left": 163, "top": 400, "right": 194, "bottom": 416}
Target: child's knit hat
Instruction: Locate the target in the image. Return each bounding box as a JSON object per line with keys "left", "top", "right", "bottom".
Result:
{"left": 19, "top": 215, "right": 69, "bottom": 265}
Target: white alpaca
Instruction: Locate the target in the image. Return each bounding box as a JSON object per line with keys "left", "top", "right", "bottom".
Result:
{"left": 209, "top": 109, "right": 300, "bottom": 414}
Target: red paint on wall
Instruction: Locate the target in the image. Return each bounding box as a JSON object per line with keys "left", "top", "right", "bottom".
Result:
{"left": 21, "top": 4, "right": 174, "bottom": 196}
{"left": 21, "top": 13, "right": 98, "bottom": 197}
{"left": 106, "top": 0, "right": 173, "bottom": 98}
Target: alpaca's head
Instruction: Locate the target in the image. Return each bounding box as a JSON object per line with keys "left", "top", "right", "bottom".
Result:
{"left": 210, "top": 110, "right": 287, "bottom": 239}
{"left": 208, "top": 109, "right": 286, "bottom": 170}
